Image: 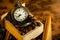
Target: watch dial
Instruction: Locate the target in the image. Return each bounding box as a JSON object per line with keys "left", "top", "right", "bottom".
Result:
{"left": 14, "top": 7, "right": 28, "bottom": 22}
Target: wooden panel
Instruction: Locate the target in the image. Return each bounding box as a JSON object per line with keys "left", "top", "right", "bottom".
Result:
{"left": 42, "top": 16, "right": 52, "bottom": 40}
{"left": 5, "top": 19, "right": 23, "bottom": 40}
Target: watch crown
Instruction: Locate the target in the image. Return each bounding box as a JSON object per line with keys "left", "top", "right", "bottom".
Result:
{"left": 15, "top": 1, "right": 22, "bottom": 8}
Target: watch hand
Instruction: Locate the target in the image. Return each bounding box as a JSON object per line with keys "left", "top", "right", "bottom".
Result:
{"left": 17, "top": 14, "right": 21, "bottom": 17}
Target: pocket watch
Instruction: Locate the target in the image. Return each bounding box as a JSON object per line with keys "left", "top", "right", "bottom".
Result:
{"left": 10, "top": 1, "right": 29, "bottom": 22}
{"left": 6, "top": 1, "right": 32, "bottom": 27}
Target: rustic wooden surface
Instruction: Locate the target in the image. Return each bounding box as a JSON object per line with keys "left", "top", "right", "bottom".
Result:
{"left": 0, "top": 0, "right": 60, "bottom": 40}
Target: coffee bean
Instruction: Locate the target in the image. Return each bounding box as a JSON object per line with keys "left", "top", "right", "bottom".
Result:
{"left": 35, "top": 22, "right": 41, "bottom": 26}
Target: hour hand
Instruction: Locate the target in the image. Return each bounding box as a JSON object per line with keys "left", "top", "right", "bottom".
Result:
{"left": 17, "top": 14, "right": 21, "bottom": 17}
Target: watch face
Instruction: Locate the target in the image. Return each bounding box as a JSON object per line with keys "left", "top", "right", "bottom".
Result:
{"left": 13, "top": 7, "right": 28, "bottom": 22}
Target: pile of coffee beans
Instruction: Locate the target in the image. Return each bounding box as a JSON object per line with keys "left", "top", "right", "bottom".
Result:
{"left": 5, "top": 14, "right": 42, "bottom": 40}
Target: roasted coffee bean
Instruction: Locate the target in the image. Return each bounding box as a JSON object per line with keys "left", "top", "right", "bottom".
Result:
{"left": 27, "top": 26, "right": 32, "bottom": 31}
{"left": 23, "top": 29, "right": 26, "bottom": 32}
{"left": 35, "top": 22, "right": 41, "bottom": 26}
{"left": 32, "top": 26, "right": 35, "bottom": 30}
{"left": 20, "top": 28, "right": 24, "bottom": 31}
{"left": 20, "top": 31, "right": 24, "bottom": 35}
{"left": 9, "top": 35, "right": 17, "bottom": 40}
{"left": 15, "top": 25, "right": 19, "bottom": 28}
{"left": 21, "top": 32, "right": 25, "bottom": 35}
{"left": 25, "top": 29, "right": 28, "bottom": 33}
